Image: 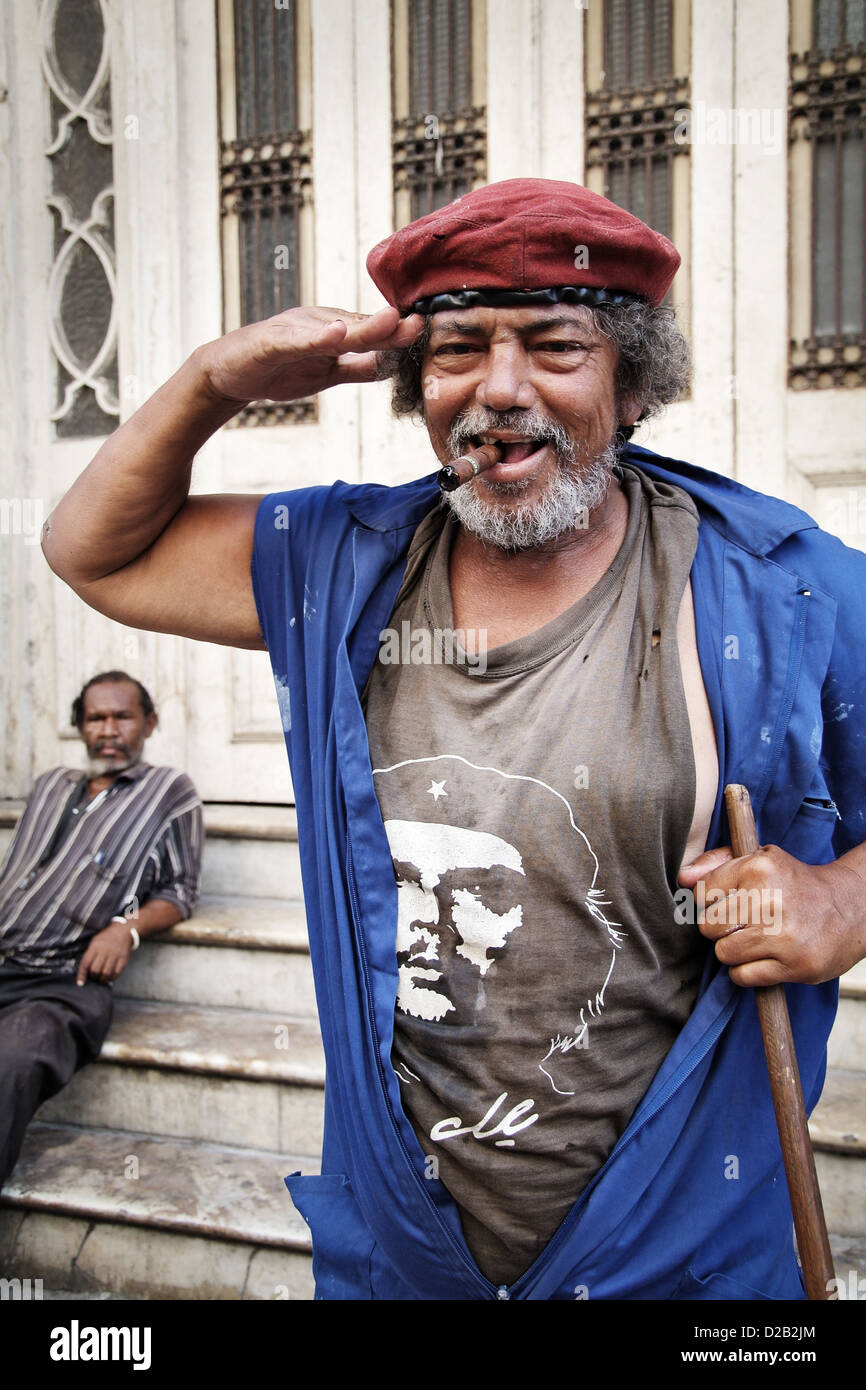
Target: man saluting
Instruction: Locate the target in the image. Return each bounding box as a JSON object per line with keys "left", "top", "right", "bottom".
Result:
{"left": 42, "top": 180, "right": 866, "bottom": 1300}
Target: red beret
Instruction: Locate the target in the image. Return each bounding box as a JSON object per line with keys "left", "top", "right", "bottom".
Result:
{"left": 366, "top": 178, "right": 680, "bottom": 313}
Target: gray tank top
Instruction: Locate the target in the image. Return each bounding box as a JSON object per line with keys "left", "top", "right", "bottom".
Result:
{"left": 363, "top": 464, "right": 709, "bottom": 1285}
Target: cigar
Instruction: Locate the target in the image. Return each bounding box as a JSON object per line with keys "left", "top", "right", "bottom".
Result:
{"left": 437, "top": 442, "right": 503, "bottom": 492}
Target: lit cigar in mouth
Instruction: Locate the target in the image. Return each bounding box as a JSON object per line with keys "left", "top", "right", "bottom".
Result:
{"left": 437, "top": 442, "right": 504, "bottom": 492}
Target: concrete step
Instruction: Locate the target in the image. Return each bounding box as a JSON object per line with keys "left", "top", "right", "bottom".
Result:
{"left": 119, "top": 894, "right": 316, "bottom": 1015}
{"left": 0, "top": 801, "right": 21, "bottom": 863}
{"left": 815, "top": 1151, "right": 866, "bottom": 1238}
{"left": 37, "top": 998, "right": 325, "bottom": 1155}
{"left": 810, "top": 1068, "right": 866, "bottom": 1157}
{"left": 201, "top": 803, "right": 303, "bottom": 899}
{"left": 1, "top": 1126, "right": 863, "bottom": 1302}
{"left": 811, "top": 1068, "right": 866, "bottom": 1238}
{"left": 827, "top": 992, "right": 866, "bottom": 1073}
{"left": 0, "top": 1122, "right": 316, "bottom": 1299}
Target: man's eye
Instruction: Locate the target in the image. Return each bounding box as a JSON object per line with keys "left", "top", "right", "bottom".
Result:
{"left": 535, "top": 340, "right": 586, "bottom": 353}
{"left": 434, "top": 342, "right": 480, "bottom": 356}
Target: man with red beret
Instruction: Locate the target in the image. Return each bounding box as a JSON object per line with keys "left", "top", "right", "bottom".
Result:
{"left": 43, "top": 179, "right": 866, "bottom": 1300}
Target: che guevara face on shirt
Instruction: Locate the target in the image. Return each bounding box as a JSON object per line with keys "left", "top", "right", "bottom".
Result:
{"left": 388, "top": 817, "right": 527, "bottom": 1023}
{"left": 374, "top": 755, "right": 626, "bottom": 1097}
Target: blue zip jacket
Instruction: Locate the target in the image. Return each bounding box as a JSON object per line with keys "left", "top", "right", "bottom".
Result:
{"left": 251, "top": 444, "right": 866, "bottom": 1300}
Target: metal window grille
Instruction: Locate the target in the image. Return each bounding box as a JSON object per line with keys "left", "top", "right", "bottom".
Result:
{"left": 219, "top": 0, "right": 313, "bottom": 424}
{"left": 585, "top": 0, "right": 688, "bottom": 245}
{"left": 789, "top": 0, "right": 865, "bottom": 388}
{"left": 604, "top": 0, "right": 673, "bottom": 87}
{"left": 393, "top": 0, "right": 485, "bottom": 222}
{"left": 815, "top": 0, "right": 866, "bottom": 50}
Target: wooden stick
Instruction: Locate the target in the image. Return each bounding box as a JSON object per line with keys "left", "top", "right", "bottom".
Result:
{"left": 724, "top": 784, "right": 835, "bottom": 1300}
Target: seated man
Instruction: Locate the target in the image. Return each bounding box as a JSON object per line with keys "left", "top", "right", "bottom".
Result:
{"left": 0, "top": 669, "right": 203, "bottom": 1190}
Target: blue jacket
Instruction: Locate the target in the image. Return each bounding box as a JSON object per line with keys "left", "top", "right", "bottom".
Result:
{"left": 251, "top": 444, "right": 866, "bottom": 1300}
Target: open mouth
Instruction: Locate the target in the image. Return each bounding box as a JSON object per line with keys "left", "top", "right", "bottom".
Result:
{"left": 469, "top": 433, "right": 550, "bottom": 477}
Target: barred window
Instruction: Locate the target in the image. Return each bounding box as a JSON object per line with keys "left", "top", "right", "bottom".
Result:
{"left": 604, "top": 0, "right": 673, "bottom": 92}
{"left": 392, "top": 0, "right": 487, "bottom": 228}
{"left": 584, "top": 0, "right": 691, "bottom": 318}
{"left": 790, "top": 0, "right": 865, "bottom": 388}
{"left": 217, "top": 0, "right": 313, "bottom": 424}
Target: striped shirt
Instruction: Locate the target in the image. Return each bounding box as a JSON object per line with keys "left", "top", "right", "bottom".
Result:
{"left": 0, "top": 763, "right": 203, "bottom": 973}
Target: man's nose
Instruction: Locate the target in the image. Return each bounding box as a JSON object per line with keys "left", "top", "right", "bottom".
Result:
{"left": 474, "top": 345, "right": 535, "bottom": 412}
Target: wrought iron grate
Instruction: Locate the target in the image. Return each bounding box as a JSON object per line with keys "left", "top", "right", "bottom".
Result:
{"left": 789, "top": 3, "right": 865, "bottom": 388}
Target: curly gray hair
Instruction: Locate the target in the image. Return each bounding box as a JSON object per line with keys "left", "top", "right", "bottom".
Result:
{"left": 377, "top": 298, "right": 691, "bottom": 437}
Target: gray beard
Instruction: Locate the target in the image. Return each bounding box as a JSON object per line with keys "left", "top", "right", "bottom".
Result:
{"left": 86, "top": 752, "right": 140, "bottom": 778}
{"left": 441, "top": 408, "right": 618, "bottom": 551}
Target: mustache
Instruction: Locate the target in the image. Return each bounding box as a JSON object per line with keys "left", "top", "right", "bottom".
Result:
{"left": 447, "top": 408, "right": 575, "bottom": 460}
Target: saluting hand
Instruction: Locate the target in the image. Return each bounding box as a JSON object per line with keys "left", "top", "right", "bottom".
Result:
{"left": 197, "top": 305, "right": 424, "bottom": 408}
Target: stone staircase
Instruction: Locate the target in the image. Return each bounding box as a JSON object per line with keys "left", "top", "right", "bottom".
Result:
{"left": 0, "top": 804, "right": 321, "bottom": 1299}
{"left": 0, "top": 799, "right": 864, "bottom": 1299}
{"left": 812, "top": 958, "right": 866, "bottom": 1292}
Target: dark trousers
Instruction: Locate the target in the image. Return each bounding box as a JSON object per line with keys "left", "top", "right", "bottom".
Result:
{"left": 0, "top": 964, "right": 113, "bottom": 1190}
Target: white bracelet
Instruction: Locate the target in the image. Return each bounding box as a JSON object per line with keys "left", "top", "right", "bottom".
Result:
{"left": 111, "top": 916, "right": 140, "bottom": 950}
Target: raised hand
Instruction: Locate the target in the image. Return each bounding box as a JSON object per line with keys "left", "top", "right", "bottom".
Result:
{"left": 198, "top": 305, "right": 424, "bottom": 407}
{"left": 44, "top": 302, "right": 425, "bottom": 648}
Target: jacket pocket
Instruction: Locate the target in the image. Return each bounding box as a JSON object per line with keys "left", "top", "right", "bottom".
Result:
{"left": 284, "top": 1173, "right": 375, "bottom": 1300}
{"left": 780, "top": 767, "right": 840, "bottom": 863}
{"left": 673, "top": 1265, "right": 803, "bottom": 1301}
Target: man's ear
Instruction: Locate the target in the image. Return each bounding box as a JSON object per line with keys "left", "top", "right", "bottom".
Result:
{"left": 618, "top": 394, "right": 641, "bottom": 428}
{"left": 144, "top": 712, "right": 158, "bottom": 739}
